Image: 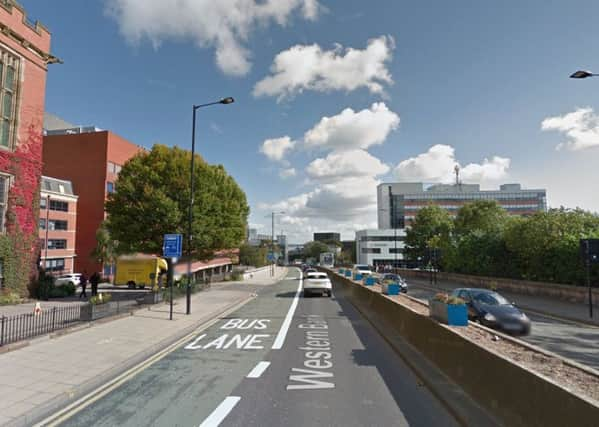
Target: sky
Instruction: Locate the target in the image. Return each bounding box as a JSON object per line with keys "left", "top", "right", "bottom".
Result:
{"left": 21, "top": 0, "right": 599, "bottom": 243}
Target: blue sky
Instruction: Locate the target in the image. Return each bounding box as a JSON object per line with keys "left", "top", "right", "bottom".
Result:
{"left": 22, "top": 0, "right": 599, "bottom": 242}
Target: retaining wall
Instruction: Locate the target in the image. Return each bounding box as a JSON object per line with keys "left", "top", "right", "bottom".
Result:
{"left": 396, "top": 269, "right": 598, "bottom": 305}
{"left": 331, "top": 272, "right": 599, "bottom": 427}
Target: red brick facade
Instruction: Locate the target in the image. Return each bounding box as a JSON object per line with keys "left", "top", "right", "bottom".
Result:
{"left": 43, "top": 131, "right": 143, "bottom": 274}
{"left": 0, "top": 2, "right": 57, "bottom": 293}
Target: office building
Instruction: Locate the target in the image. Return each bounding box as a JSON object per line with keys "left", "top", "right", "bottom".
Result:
{"left": 42, "top": 124, "right": 144, "bottom": 274}
{"left": 355, "top": 229, "right": 406, "bottom": 268}
{"left": 39, "top": 176, "right": 77, "bottom": 274}
{"left": 314, "top": 232, "right": 341, "bottom": 243}
{"left": 0, "top": 3, "right": 58, "bottom": 290}
{"left": 378, "top": 182, "right": 547, "bottom": 228}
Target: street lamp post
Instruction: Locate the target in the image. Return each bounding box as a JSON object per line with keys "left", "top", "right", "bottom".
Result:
{"left": 268, "top": 211, "right": 285, "bottom": 277}
{"left": 187, "top": 97, "right": 234, "bottom": 315}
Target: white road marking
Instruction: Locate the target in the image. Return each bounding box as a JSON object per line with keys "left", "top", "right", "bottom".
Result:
{"left": 199, "top": 396, "right": 241, "bottom": 427}
{"left": 247, "top": 361, "right": 271, "bottom": 378}
{"left": 272, "top": 270, "right": 303, "bottom": 350}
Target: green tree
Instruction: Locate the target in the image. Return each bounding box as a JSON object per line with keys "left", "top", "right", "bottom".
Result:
{"left": 238, "top": 244, "right": 267, "bottom": 267}
{"left": 303, "top": 241, "right": 331, "bottom": 261}
{"left": 454, "top": 200, "right": 508, "bottom": 236}
{"left": 105, "top": 144, "right": 249, "bottom": 260}
{"left": 405, "top": 205, "right": 453, "bottom": 264}
{"left": 91, "top": 222, "right": 118, "bottom": 268}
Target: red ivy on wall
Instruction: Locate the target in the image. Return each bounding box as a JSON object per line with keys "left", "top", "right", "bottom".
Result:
{"left": 0, "top": 119, "right": 44, "bottom": 291}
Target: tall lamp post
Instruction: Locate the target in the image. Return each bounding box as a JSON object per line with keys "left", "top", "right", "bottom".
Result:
{"left": 187, "top": 97, "right": 234, "bottom": 315}
{"left": 267, "top": 211, "right": 285, "bottom": 276}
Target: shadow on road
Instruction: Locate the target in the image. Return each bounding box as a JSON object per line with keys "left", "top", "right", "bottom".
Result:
{"left": 333, "top": 288, "right": 455, "bottom": 427}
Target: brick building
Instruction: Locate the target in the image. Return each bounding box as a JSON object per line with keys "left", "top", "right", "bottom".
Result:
{"left": 39, "top": 176, "right": 77, "bottom": 274}
{"left": 0, "top": 2, "right": 58, "bottom": 292}
{"left": 42, "top": 127, "right": 143, "bottom": 274}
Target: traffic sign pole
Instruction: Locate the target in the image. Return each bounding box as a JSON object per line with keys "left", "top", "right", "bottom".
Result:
{"left": 163, "top": 234, "right": 182, "bottom": 321}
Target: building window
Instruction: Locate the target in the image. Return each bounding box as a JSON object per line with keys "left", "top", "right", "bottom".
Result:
{"left": 0, "top": 174, "right": 8, "bottom": 231}
{"left": 44, "top": 239, "right": 67, "bottom": 250}
{"left": 106, "top": 182, "right": 114, "bottom": 193}
{"left": 107, "top": 162, "right": 122, "bottom": 175}
{"left": 360, "top": 236, "right": 405, "bottom": 242}
{"left": 0, "top": 50, "right": 19, "bottom": 149}
{"left": 48, "top": 220, "right": 68, "bottom": 231}
{"left": 361, "top": 248, "right": 381, "bottom": 254}
{"left": 39, "top": 219, "right": 46, "bottom": 230}
{"left": 49, "top": 200, "right": 68, "bottom": 212}
{"left": 40, "top": 197, "right": 47, "bottom": 209}
{"left": 45, "top": 258, "right": 65, "bottom": 272}
{"left": 389, "top": 248, "right": 403, "bottom": 254}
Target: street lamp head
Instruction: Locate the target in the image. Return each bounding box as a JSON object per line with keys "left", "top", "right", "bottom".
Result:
{"left": 220, "top": 97, "right": 235, "bottom": 104}
{"left": 570, "top": 70, "right": 595, "bottom": 79}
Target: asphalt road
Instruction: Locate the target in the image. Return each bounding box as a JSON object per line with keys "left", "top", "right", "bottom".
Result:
{"left": 407, "top": 284, "right": 599, "bottom": 371}
{"left": 56, "top": 269, "right": 459, "bottom": 427}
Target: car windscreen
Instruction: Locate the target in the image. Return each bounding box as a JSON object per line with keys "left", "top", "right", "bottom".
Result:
{"left": 308, "top": 274, "right": 327, "bottom": 279}
{"left": 356, "top": 265, "right": 369, "bottom": 270}
{"left": 473, "top": 292, "right": 509, "bottom": 305}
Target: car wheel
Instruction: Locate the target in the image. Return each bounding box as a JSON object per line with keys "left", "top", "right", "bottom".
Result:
{"left": 327, "top": 290, "right": 332, "bottom": 297}
{"left": 127, "top": 281, "right": 136, "bottom": 289}
{"left": 68, "top": 282, "right": 74, "bottom": 286}
{"left": 303, "top": 290, "right": 310, "bottom": 298}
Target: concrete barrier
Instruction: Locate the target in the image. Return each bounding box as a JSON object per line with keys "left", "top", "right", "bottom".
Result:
{"left": 330, "top": 272, "right": 599, "bottom": 427}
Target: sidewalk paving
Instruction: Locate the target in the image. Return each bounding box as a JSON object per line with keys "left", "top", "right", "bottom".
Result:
{"left": 0, "top": 266, "right": 287, "bottom": 427}
{"left": 410, "top": 277, "right": 599, "bottom": 326}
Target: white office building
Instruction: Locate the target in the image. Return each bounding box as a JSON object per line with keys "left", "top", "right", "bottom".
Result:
{"left": 355, "top": 229, "right": 406, "bottom": 268}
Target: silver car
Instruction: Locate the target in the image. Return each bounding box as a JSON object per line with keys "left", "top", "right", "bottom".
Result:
{"left": 55, "top": 273, "right": 82, "bottom": 287}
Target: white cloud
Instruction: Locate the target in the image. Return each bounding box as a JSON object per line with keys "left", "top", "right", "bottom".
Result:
{"left": 260, "top": 136, "right": 296, "bottom": 162}
{"left": 394, "top": 144, "right": 510, "bottom": 185}
{"left": 303, "top": 102, "right": 400, "bottom": 151}
{"left": 279, "top": 168, "right": 297, "bottom": 179}
{"left": 253, "top": 35, "right": 394, "bottom": 100}
{"left": 105, "top": 0, "right": 321, "bottom": 76}
{"left": 306, "top": 150, "right": 389, "bottom": 181}
{"left": 541, "top": 107, "right": 599, "bottom": 151}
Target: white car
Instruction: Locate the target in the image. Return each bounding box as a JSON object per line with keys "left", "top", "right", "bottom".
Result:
{"left": 352, "top": 264, "right": 372, "bottom": 276}
{"left": 303, "top": 272, "right": 332, "bottom": 297}
{"left": 55, "top": 273, "right": 82, "bottom": 287}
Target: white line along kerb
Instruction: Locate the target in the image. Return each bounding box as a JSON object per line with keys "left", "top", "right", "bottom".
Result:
{"left": 199, "top": 396, "right": 241, "bottom": 427}
{"left": 272, "top": 270, "right": 303, "bottom": 350}
{"left": 247, "top": 361, "right": 271, "bottom": 379}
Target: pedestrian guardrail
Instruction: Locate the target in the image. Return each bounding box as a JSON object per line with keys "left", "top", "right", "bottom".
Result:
{"left": 0, "top": 305, "right": 82, "bottom": 346}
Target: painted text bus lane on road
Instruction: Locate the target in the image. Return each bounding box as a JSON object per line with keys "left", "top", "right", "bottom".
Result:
{"left": 287, "top": 314, "right": 335, "bottom": 390}
{"left": 184, "top": 318, "right": 274, "bottom": 351}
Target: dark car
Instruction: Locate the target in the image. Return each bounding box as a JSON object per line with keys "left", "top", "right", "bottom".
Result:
{"left": 450, "top": 288, "right": 531, "bottom": 335}
{"left": 377, "top": 274, "right": 408, "bottom": 293}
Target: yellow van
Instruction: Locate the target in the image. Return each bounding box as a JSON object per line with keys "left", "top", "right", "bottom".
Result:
{"left": 115, "top": 255, "right": 168, "bottom": 289}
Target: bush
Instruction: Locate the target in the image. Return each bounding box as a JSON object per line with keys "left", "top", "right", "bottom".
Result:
{"left": 50, "top": 282, "right": 76, "bottom": 298}
{"left": 34, "top": 270, "right": 56, "bottom": 300}
{"left": 446, "top": 296, "right": 466, "bottom": 305}
{"left": 0, "top": 290, "right": 21, "bottom": 305}
{"left": 90, "top": 293, "right": 112, "bottom": 305}
{"left": 432, "top": 292, "right": 449, "bottom": 303}
{"left": 230, "top": 270, "right": 243, "bottom": 281}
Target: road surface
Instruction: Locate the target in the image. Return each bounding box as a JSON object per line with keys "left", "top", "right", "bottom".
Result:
{"left": 54, "top": 269, "right": 459, "bottom": 427}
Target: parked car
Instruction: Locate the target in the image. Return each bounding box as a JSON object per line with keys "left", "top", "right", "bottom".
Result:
{"left": 303, "top": 271, "right": 332, "bottom": 297}
{"left": 352, "top": 264, "right": 372, "bottom": 276}
{"left": 450, "top": 288, "right": 531, "bottom": 335}
{"left": 55, "top": 273, "right": 82, "bottom": 287}
{"left": 378, "top": 273, "right": 408, "bottom": 293}
{"left": 304, "top": 268, "right": 318, "bottom": 274}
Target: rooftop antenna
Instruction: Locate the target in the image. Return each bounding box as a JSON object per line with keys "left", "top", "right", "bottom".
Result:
{"left": 454, "top": 165, "right": 461, "bottom": 187}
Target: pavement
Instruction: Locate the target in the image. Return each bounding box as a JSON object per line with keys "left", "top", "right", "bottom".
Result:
{"left": 406, "top": 279, "right": 599, "bottom": 371}
{"left": 0, "top": 266, "right": 288, "bottom": 427}
{"left": 23, "top": 267, "right": 471, "bottom": 427}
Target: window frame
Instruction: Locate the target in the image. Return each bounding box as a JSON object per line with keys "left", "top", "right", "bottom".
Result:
{"left": 0, "top": 48, "right": 20, "bottom": 151}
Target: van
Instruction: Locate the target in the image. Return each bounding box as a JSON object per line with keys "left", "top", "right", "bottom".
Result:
{"left": 115, "top": 255, "right": 168, "bottom": 289}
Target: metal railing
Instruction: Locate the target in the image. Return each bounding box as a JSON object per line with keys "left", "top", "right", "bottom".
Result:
{"left": 0, "top": 305, "right": 82, "bottom": 346}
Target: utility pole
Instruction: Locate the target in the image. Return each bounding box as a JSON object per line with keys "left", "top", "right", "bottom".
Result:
{"left": 44, "top": 194, "right": 50, "bottom": 269}
{"left": 271, "top": 212, "right": 275, "bottom": 277}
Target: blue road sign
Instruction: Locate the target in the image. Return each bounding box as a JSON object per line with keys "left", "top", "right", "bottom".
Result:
{"left": 267, "top": 252, "right": 276, "bottom": 262}
{"left": 163, "top": 234, "right": 182, "bottom": 258}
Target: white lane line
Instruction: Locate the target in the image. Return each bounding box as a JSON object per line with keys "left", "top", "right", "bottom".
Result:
{"left": 199, "top": 396, "right": 241, "bottom": 427}
{"left": 247, "top": 361, "right": 271, "bottom": 378}
{"left": 272, "top": 270, "right": 303, "bottom": 350}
